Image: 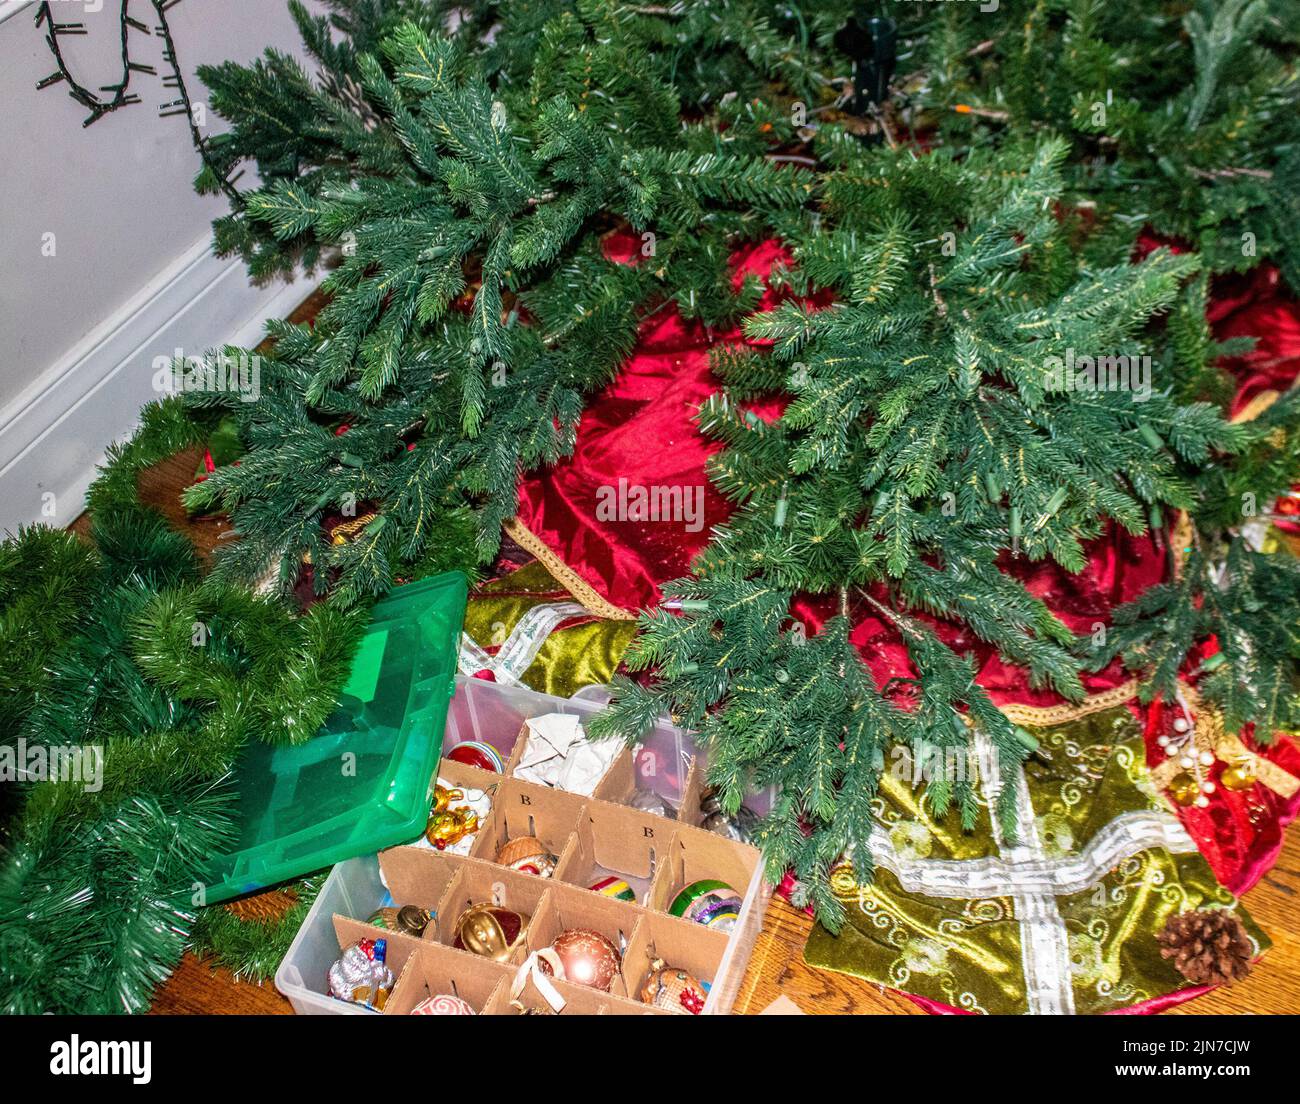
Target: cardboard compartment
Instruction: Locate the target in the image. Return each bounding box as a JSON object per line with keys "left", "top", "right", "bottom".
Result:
{"left": 372, "top": 846, "right": 459, "bottom": 926}
{"left": 621, "top": 911, "right": 730, "bottom": 1015}
{"left": 481, "top": 972, "right": 613, "bottom": 1016}
{"left": 650, "top": 823, "right": 761, "bottom": 928}
{"left": 414, "top": 761, "right": 497, "bottom": 857}
{"left": 385, "top": 942, "right": 509, "bottom": 1015}
{"left": 522, "top": 883, "right": 641, "bottom": 1000}
{"left": 469, "top": 777, "right": 586, "bottom": 875}
{"left": 593, "top": 744, "right": 688, "bottom": 821}
{"left": 428, "top": 858, "right": 551, "bottom": 961}
{"left": 325, "top": 915, "right": 425, "bottom": 1013}
{"left": 505, "top": 718, "right": 624, "bottom": 797}
{"left": 555, "top": 800, "right": 666, "bottom": 906}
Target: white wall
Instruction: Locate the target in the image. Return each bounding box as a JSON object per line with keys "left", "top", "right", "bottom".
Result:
{"left": 0, "top": 0, "right": 322, "bottom": 532}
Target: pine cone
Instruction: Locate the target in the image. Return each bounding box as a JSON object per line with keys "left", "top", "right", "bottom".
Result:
{"left": 1157, "top": 909, "right": 1254, "bottom": 986}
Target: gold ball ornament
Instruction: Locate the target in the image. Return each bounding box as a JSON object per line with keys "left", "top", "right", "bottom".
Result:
{"left": 1219, "top": 763, "right": 1258, "bottom": 792}
{"left": 1167, "top": 772, "right": 1201, "bottom": 807}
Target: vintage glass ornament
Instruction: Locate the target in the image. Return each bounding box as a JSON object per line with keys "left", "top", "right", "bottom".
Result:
{"left": 589, "top": 875, "right": 636, "bottom": 902}
{"left": 536, "top": 928, "right": 621, "bottom": 992}
{"left": 496, "top": 835, "right": 556, "bottom": 878}
{"left": 425, "top": 786, "right": 480, "bottom": 850}
{"left": 328, "top": 938, "right": 393, "bottom": 1010}
{"left": 629, "top": 789, "right": 673, "bottom": 819}
{"left": 640, "top": 959, "right": 707, "bottom": 1015}
{"left": 366, "top": 904, "right": 432, "bottom": 936}
{"left": 432, "top": 785, "right": 461, "bottom": 814}
{"left": 410, "top": 994, "right": 476, "bottom": 1015}
{"left": 367, "top": 906, "right": 400, "bottom": 931}
{"left": 447, "top": 740, "right": 505, "bottom": 773}
{"left": 453, "top": 902, "right": 529, "bottom": 962}
{"left": 669, "top": 879, "right": 742, "bottom": 932}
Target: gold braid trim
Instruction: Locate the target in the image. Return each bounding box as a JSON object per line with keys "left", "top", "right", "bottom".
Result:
{"left": 504, "top": 517, "right": 638, "bottom": 621}
{"left": 329, "top": 513, "right": 379, "bottom": 543}
{"left": 997, "top": 680, "right": 1142, "bottom": 727}
{"left": 1171, "top": 512, "right": 1194, "bottom": 582}
{"left": 1232, "top": 388, "right": 1282, "bottom": 425}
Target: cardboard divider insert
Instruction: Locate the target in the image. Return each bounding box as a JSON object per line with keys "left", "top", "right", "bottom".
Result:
{"left": 675, "top": 755, "right": 708, "bottom": 827}
{"left": 385, "top": 942, "right": 510, "bottom": 1015}
{"left": 589, "top": 746, "right": 638, "bottom": 805}
{"left": 437, "top": 756, "right": 500, "bottom": 796}
{"left": 342, "top": 745, "right": 768, "bottom": 1017}
{"left": 621, "top": 910, "right": 730, "bottom": 1013}
{"left": 500, "top": 722, "right": 531, "bottom": 777}
{"left": 374, "top": 846, "right": 459, "bottom": 920}
{"left": 469, "top": 776, "right": 586, "bottom": 872}
{"left": 601, "top": 992, "right": 670, "bottom": 1016}
{"left": 554, "top": 800, "right": 666, "bottom": 906}
{"left": 593, "top": 745, "right": 689, "bottom": 822}
{"left": 650, "top": 822, "right": 761, "bottom": 920}
{"left": 522, "top": 882, "right": 642, "bottom": 1000}
{"left": 481, "top": 972, "right": 614, "bottom": 1016}
{"left": 428, "top": 856, "right": 552, "bottom": 959}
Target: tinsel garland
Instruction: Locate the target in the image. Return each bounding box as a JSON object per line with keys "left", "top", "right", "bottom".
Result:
{"left": 188, "top": 876, "right": 326, "bottom": 983}
{"left": 0, "top": 400, "right": 369, "bottom": 1014}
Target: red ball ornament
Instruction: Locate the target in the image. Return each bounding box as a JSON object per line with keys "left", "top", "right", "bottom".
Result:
{"left": 447, "top": 740, "right": 505, "bottom": 772}
{"left": 537, "top": 928, "right": 621, "bottom": 992}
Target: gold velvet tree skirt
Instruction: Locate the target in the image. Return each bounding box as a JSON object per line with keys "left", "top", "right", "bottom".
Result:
{"left": 804, "top": 704, "right": 1267, "bottom": 1014}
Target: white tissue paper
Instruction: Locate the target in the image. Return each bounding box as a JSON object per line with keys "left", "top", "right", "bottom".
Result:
{"left": 513, "top": 712, "right": 621, "bottom": 796}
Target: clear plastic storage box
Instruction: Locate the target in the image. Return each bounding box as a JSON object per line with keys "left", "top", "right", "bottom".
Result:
{"left": 275, "top": 675, "right": 771, "bottom": 1015}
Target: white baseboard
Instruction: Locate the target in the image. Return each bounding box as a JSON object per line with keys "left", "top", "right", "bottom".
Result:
{"left": 0, "top": 236, "right": 311, "bottom": 535}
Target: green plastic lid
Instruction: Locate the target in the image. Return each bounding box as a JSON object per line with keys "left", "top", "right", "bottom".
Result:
{"left": 204, "top": 572, "right": 468, "bottom": 903}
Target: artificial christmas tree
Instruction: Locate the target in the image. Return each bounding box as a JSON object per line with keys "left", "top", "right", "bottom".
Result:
{"left": 186, "top": 6, "right": 1299, "bottom": 929}
{"left": 899, "top": 0, "right": 1300, "bottom": 285}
